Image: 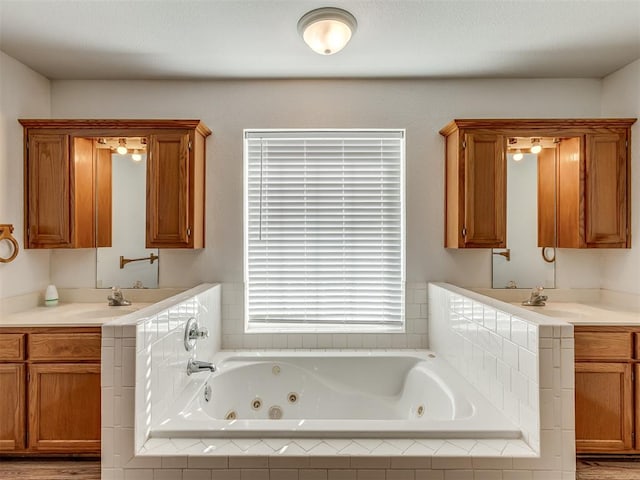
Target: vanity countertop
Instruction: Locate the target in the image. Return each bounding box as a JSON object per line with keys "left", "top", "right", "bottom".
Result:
{"left": 516, "top": 301, "right": 640, "bottom": 326}
{"left": 0, "top": 302, "right": 152, "bottom": 327}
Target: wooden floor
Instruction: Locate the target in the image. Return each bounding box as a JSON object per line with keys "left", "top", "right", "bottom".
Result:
{"left": 0, "top": 458, "right": 639, "bottom": 479}
{"left": 0, "top": 458, "right": 101, "bottom": 480}
{"left": 577, "top": 458, "right": 640, "bottom": 479}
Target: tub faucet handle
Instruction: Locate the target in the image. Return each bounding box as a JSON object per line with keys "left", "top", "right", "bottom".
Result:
{"left": 184, "top": 317, "right": 208, "bottom": 351}
{"left": 190, "top": 325, "right": 209, "bottom": 340}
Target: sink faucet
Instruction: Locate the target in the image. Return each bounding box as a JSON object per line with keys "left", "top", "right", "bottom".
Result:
{"left": 186, "top": 359, "right": 216, "bottom": 375}
{"left": 522, "top": 286, "right": 548, "bottom": 306}
{"left": 108, "top": 286, "right": 131, "bottom": 306}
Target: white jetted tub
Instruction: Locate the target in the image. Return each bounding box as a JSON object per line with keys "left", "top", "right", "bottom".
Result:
{"left": 151, "top": 351, "right": 520, "bottom": 438}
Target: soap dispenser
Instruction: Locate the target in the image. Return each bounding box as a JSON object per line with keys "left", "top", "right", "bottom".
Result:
{"left": 44, "top": 284, "right": 59, "bottom": 307}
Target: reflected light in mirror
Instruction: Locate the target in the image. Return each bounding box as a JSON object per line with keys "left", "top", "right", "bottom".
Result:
{"left": 512, "top": 149, "right": 523, "bottom": 161}
{"left": 131, "top": 150, "right": 142, "bottom": 162}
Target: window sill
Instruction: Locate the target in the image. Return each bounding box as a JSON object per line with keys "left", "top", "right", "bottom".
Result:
{"left": 245, "top": 323, "right": 405, "bottom": 334}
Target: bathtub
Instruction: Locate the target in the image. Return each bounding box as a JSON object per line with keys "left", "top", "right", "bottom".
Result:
{"left": 151, "top": 351, "right": 520, "bottom": 439}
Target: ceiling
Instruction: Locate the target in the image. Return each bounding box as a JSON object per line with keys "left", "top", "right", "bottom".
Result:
{"left": 1, "top": 0, "right": 639, "bottom": 80}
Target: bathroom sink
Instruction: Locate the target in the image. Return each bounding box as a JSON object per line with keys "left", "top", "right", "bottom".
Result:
{"left": 72, "top": 307, "right": 139, "bottom": 319}
{"left": 529, "top": 308, "right": 579, "bottom": 319}
{"left": 53, "top": 303, "right": 149, "bottom": 320}
{"left": 514, "top": 302, "right": 640, "bottom": 324}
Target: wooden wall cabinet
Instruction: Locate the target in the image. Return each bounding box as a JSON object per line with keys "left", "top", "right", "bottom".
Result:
{"left": 574, "top": 327, "right": 640, "bottom": 453}
{"left": 0, "top": 327, "right": 101, "bottom": 455}
{"left": 20, "top": 119, "right": 211, "bottom": 250}
{"left": 441, "top": 125, "right": 507, "bottom": 248}
{"left": 146, "top": 128, "right": 207, "bottom": 248}
{"left": 440, "top": 119, "right": 635, "bottom": 249}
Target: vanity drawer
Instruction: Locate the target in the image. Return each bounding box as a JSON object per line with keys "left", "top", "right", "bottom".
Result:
{"left": 0, "top": 334, "right": 25, "bottom": 361}
{"left": 574, "top": 330, "right": 633, "bottom": 360}
{"left": 29, "top": 333, "right": 101, "bottom": 362}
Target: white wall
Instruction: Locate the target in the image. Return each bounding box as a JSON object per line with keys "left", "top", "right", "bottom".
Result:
{"left": 48, "top": 78, "right": 604, "bottom": 289}
{"left": 600, "top": 59, "right": 640, "bottom": 295}
{"left": 0, "top": 52, "right": 51, "bottom": 299}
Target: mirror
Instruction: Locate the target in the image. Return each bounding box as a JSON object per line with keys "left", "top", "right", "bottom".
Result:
{"left": 94, "top": 137, "right": 159, "bottom": 288}
{"left": 492, "top": 137, "right": 556, "bottom": 289}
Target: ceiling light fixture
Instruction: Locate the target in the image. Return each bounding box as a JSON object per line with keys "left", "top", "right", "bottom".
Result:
{"left": 530, "top": 138, "right": 542, "bottom": 154}
{"left": 116, "top": 138, "right": 128, "bottom": 155}
{"left": 131, "top": 149, "right": 142, "bottom": 162}
{"left": 298, "top": 7, "right": 357, "bottom": 55}
{"left": 512, "top": 149, "right": 524, "bottom": 161}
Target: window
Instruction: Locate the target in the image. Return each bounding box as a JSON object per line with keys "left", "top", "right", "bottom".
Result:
{"left": 244, "top": 130, "right": 405, "bottom": 332}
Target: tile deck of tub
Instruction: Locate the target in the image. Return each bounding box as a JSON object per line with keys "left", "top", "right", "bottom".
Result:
{"left": 139, "top": 436, "right": 536, "bottom": 459}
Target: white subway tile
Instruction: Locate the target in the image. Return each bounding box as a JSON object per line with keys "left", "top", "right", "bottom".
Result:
{"left": 511, "top": 369, "right": 529, "bottom": 405}
{"left": 496, "top": 312, "right": 511, "bottom": 340}
{"left": 414, "top": 288, "right": 428, "bottom": 304}
{"left": 483, "top": 307, "right": 497, "bottom": 332}
{"left": 346, "top": 335, "right": 363, "bottom": 349}
{"left": 496, "top": 360, "right": 511, "bottom": 389}
{"left": 332, "top": 334, "right": 347, "bottom": 348}
{"left": 502, "top": 340, "right": 519, "bottom": 370}
{"left": 518, "top": 348, "right": 537, "bottom": 381}
{"left": 472, "top": 302, "right": 484, "bottom": 323}
{"left": 510, "top": 318, "right": 528, "bottom": 348}
{"left": 527, "top": 325, "right": 538, "bottom": 352}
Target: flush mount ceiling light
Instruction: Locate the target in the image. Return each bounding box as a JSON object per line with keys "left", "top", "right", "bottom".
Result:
{"left": 297, "top": 7, "right": 357, "bottom": 55}
{"left": 116, "top": 138, "right": 128, "bottom": 155}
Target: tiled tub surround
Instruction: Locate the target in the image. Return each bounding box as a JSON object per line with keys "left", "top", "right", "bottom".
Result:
{"left": 102, "top": 284, "right": 221, "bottom": 465}
{"left": 221, "top": 282, "right": 429, "bottom": 349}
{"left": 429, "top": 282, "right": 576, "bottom": 479}
{"left": 102, "top": 281, "right": 579, "bottom": 479}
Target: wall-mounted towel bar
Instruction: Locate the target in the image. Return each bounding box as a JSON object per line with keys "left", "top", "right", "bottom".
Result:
{"left": 120, "top": 253, "right": 159, "bottom": 269}
{"left": 0, "top": 224, "right": 19, "bottom": 263}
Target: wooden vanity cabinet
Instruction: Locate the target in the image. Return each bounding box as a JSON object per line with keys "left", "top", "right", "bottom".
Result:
{"left": 20, "top": 119, "right": 211, "bottom": 250}
{"left": 574, "top": 326, "right": 640, "bottom": 453}
{"left": 0, "top": 333, "right": 26, "bottom": 451}
{"left": 0, "top": 327, "right": 101, "bottom": 455}
{"left": 440, "top": 119, "right": 635, "bottom": 249}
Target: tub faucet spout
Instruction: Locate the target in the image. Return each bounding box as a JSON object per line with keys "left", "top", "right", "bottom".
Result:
{"left": 187, "top": 359, "right": 216, "bottom": 375}
{"left": 522, "top": 286, "right": 548, "bottom": 306}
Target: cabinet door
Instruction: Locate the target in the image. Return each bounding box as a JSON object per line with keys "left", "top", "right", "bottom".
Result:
{"left": 556, "top": 137, "right": 583, "bottom": 248}
{"left": 575, "top": 362, "right": 633, "bottom": 452}
{"left": 0, "top": 364, "right": 25, "bottom": 451}
{"left": 28, "top": 363, "right": 101, "bottom": 453}
{"left": 25, "top": 134, "right": 72, "bottom": 248}
{"left": 537, "top": 148, "right": 556, "bottom": 247}
{"left": 463, "top": 133, "right": 506, "bottom": 247}
{"left": 147, "top": 132, "right": 192, "bottom": 247}
{"left": 584, "top": 133, "right": 628, "bottom": 247}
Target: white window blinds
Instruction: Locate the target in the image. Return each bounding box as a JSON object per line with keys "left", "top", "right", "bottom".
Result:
{"left": 244, "top": 130, "right": 405, "bottom": 331}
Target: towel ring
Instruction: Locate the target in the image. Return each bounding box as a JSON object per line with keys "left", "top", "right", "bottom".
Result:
{"left": 0, "top": 224, "right": 19, "bottom": 263}
{"left": 541, "top": 246, "right": 556, "bottom": 264}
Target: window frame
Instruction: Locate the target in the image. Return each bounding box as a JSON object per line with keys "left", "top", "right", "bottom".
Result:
{"left": 243, "top": 128, "right": 406, "bottom": 334}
